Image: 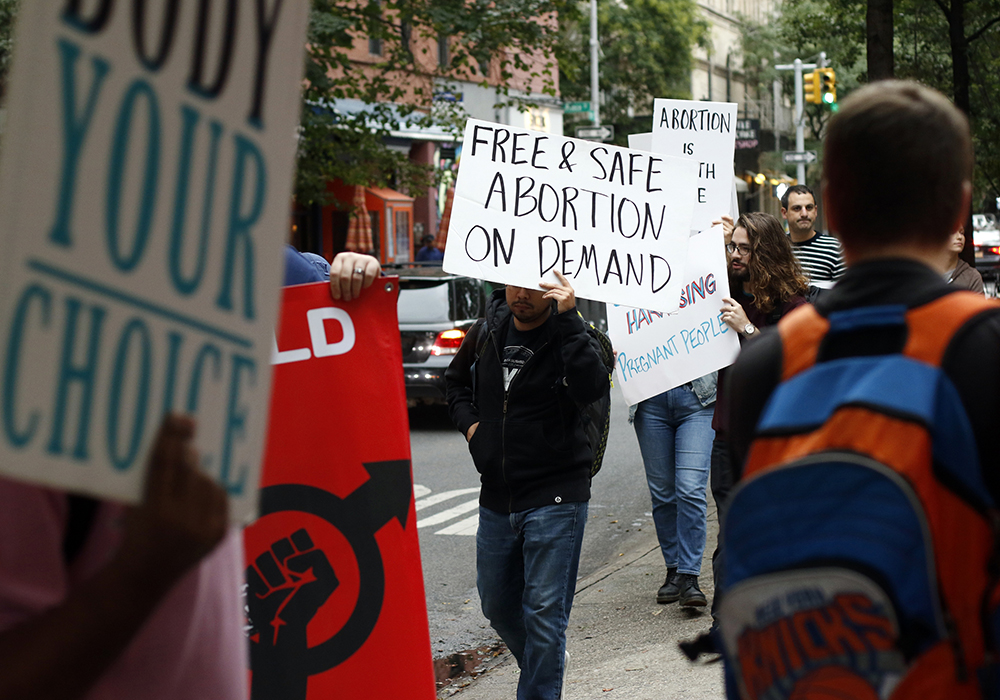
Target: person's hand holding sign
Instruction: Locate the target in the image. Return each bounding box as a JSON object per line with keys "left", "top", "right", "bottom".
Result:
{"left": 720, "top": 297, "right": 755, "bottom": 337}
{"left": 540, "top": 271, "right": 577, "bottom": 314}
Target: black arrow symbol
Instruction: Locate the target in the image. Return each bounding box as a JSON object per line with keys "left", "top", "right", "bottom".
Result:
{"left": 341, "top": 459, "right": 413, "bottom": 536}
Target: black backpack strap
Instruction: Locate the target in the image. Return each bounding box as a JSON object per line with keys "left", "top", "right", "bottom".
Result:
{"left": 63, "top": 495, "right": 100, "bottom": 565}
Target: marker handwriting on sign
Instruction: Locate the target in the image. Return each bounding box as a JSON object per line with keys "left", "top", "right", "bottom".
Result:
{"left": 658, "top": 107, "right": 733, "bottom": 134}
{"left": 470, "top": 124, "right": 665, "bottom": 192}
{"left": 615, "top": 312, "right": 729, "bottom": 382}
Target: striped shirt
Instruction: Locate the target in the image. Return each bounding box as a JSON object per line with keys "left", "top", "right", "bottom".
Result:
{"left": 790, "top": 232, "right": 846, "bottom": 288}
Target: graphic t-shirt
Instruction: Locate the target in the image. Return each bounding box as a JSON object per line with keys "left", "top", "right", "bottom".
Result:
{"left": 502, "top": 323, "right": 546, "bottom": 391}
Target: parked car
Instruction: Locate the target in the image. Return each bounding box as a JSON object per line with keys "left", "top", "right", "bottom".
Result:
{"left": 973, "top": 214, "right": 1000, "bottom": 297}
{"left": 391, "top": 263, "right": 495, "bottom": 407}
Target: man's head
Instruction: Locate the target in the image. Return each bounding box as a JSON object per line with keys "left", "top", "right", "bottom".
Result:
{"left": 730, "top": 212, "right": 809, "bottom": 313}
{"left": 823, "top": 80, "right": 973, "bottom": 257}
{"left": 421, "top": 234, "right": 435, "bottom": 247}
{"left": 505, "top": 285, "right": 552, "bottom": 330}
{"left": 780, "top": 185, "right": 818, "bottom": 240}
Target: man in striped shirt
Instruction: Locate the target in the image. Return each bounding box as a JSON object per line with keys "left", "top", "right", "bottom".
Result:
{"left": 780, "top": 185, "right": 846, "bottom": 288}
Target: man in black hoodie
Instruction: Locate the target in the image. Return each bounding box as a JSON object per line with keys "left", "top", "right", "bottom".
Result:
{"left": 446, "top": 270, "right": 609, "bottom": 700}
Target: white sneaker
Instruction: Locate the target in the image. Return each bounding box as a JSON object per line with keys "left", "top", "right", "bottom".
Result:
{"left": 560, "top": 650, "right": 570, "bottom": 700}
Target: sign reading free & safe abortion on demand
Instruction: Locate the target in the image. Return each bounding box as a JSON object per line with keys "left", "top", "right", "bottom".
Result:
{"left": 652, "top": 99, "right": 738, "bottom": 234}
{"left": 0, "top": 2, "right": 310, "bottom": 521}
{"left": 443, "top": 119, "right": 700, "bottom": 312}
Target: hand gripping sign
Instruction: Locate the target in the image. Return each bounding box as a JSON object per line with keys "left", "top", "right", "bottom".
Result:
{"left": 444, "top": 119, "right": 699, "bottom": 313}
{"left": 244, "top": 280, "right": 435, "bottom": 700}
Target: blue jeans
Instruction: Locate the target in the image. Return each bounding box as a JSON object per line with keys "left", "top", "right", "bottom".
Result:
{"left": 633, "top": 385, "right": 714, "bottom": 575}
{"left": 477, "top": 502, "right": 588, "bottom": 700}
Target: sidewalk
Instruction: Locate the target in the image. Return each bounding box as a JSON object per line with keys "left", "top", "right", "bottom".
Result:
{"left": 444, "top": 509, "right": 724, "bottom": 700}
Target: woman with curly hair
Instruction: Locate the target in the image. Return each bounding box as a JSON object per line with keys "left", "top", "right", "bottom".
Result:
{"left": 709, "top": 211, "right": 810, "bottom": 616}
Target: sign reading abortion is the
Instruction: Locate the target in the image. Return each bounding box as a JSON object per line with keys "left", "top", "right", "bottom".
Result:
{"left": 444, "top": 119, "right": 700, "bottom": 312}
{"left": 651, "top": 100, "right": 738, "bottom": 234}
{"left": 0, "top": 2, "right": 310, "bottom": 521}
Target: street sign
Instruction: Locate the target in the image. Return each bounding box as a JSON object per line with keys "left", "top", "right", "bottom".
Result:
{"left": 783, "top": 150, "right": 818, "bottom": 164}
{"left": 564, "top": 101, "right": 592, "bottom": 113}
{"left": 576, "top": 124, "right": 615, "bottom": 142}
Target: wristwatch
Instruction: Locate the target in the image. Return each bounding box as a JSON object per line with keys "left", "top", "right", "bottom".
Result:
{"left": 743, "top": 323, "right": 757, "bottom": 337}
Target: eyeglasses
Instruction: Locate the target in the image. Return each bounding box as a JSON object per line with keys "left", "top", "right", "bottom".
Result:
{"left": 726, "top": 243, "right": 751, "bottom": 255}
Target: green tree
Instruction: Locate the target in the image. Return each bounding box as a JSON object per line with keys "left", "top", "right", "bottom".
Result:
{"left": 738, "top": 0, "right": 1000, "bottom": 203}
{"left": 0, "top": 1, "right": 566, "bottom": 206}
{"left": 558, "top": 0, "right": 707, "bottom": 146}
{"left": 300, "top": 0, "right": 568, "bottom": 204}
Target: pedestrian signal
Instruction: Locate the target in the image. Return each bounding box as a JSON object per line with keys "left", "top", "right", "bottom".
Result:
{"left": 820, "top": 68, "right": 837, "bottom": 108}
{"left": 804, "top": 71, "right": 822, "bottom": 104}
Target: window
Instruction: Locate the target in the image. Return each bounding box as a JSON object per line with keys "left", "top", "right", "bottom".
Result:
{"left": 368, "top": 0, "right": 383, "bottom": 56}
{"left": 395, "top": 209, "right": 411, "bottom": 262}
{"left": 438, "top": 34, "right": 449, "bottom": 68}
{"left": 400, "top": 22, "right": 412, "bottom": 58}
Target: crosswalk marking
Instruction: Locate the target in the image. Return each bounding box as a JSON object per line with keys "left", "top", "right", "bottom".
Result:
{"left": 413, "top": 484, "right": 480, "bottom": 536}
{"left": 435, "top": 514, "right": 479, "bottom": 536}
{"left": 414, "top": 487, "right": 479, "bottom": 511}
{"left": 416, "top": 498, "right": 480, "bottom": 529}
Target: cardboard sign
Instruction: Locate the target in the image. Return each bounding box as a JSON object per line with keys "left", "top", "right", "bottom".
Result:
{"left": 0, "top": 2, "right": 309, "bottom": 520}
{"left": 651, "top": 100, "right": 738, "bottom": 234}
{"left": 245, "top": 280, "right": 435, "bottom": 700}
{"left": 444, "top": 119, "right": 700, "bottom": 313}
{"left": 609, "top": 226, "right": 740, "bottom": 405}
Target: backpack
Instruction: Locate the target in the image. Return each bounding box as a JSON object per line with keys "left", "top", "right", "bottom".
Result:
{"left": 474, "top": 311, "right": 615, "bottom": 478}
{"left": 714, "top": 293, "right": 1000, "bottom": 700}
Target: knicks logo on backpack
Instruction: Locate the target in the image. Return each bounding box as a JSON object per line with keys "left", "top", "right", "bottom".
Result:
{"left": 716, "top": 292, "right": 1000, "bottom": 700}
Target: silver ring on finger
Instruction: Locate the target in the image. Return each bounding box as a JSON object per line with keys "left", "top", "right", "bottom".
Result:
{"left": 354, "top": 266, "right": 364, "bottom": 275}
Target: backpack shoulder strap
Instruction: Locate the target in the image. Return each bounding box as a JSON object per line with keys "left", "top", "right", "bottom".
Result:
{"left": 776, "top": 304, "right": 829, "bottom": 381}
{"left": 904, "top": 292, "right": 1000, "bottom": 366}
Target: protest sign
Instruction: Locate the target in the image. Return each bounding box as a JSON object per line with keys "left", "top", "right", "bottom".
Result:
{"left": 651, "top": 100, "right": 738, "bottom": 234}
{"left": 608, "top": 226, "right": 740, "bottom": 406}
{"left": 0, "top": 3, "right": 310, "bottom": 521}
{"left": 444, "top": 119, "right": 700, "bottom": 312}
{"left": 246, "top": 280, "right": 435, "bottom": 700}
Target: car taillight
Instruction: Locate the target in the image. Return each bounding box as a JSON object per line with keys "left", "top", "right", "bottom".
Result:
{"left": 990, "top": 246, "right": 1000, "bottom": 255}
{"left": 431, "top": 329, "right": 465, "bottom": 356}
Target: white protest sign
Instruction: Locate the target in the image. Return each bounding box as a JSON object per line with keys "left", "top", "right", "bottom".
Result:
{"left": 651, "top": 100, "right": 738, "bottom": 234}
{"left": 0, "top": 2, "right": 311, "bottom": 521}
{"left": 444, "top": 119, "right": 700, "bottom": 312}
{"left": 608, "top": 226, "right": 740, "bottom": 406}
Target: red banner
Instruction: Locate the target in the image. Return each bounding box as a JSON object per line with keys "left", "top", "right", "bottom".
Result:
{"left": 243, "top": 279, "right": 435, "bottom": 700}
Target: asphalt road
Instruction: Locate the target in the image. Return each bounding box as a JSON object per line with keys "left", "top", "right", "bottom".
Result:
{"left": 408, "top": 388, "right": 657, "bottom": 660}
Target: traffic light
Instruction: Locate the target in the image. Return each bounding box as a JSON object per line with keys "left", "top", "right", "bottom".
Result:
{"left": 819, "top": 68, "right": 837, "bottom": 108}
{"left": 804, "top": 71, "right": 822, "bottom": 104}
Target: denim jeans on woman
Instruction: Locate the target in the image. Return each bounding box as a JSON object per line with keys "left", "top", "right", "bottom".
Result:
{"left": 632, "top": 383, "right": 715, "bottom": 575}
{"left": 477, "top": 502, "right": 588, "bottom": 700}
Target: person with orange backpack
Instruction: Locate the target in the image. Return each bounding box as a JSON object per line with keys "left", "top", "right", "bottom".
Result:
{"left": 712, "top": 81, "right": 1000, "bottom": 699}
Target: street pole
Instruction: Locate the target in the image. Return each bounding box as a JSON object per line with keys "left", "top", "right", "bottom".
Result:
{"left": 776, "top": 56, "right": 818, "bottom": 186}
{"left": 793, "top": 58, "right": 805, "bottom": 185}
{"left": 590, "top": 0, "right": 600, "bottom": 126}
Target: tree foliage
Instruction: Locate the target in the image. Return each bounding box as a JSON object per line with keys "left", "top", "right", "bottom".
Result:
{"left": 558, "top": 0, "right": 707, "bottom": 146}
{"left": 737, "top": 0, "right": 1000, "bottom": 205}
{"left": 0, "top": 0, "right": 566, "bottom": 206}
{"left": 300, "top": 0, "right": 568, "bottom": 204}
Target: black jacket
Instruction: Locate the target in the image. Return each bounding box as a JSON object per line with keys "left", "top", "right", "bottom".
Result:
{"left": 445, "top": 290, "right": 610, "bottom": 514}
